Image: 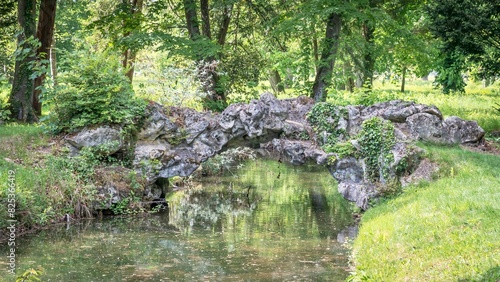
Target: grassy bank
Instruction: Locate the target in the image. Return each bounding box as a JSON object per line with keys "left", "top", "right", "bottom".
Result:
{"left": 0, "top": 124, "right": 144, "bottom": 240}
{"left": 0, "top": 125, "right": 79, "bottom": 238}
{"left": 350, "top": 144, "right": 500, "bottom": 281}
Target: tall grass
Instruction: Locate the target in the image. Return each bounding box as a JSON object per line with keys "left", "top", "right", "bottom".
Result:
{"left": 0, "top": 125, "right": 93, "bottom": 239}
{"left": 350, "top": 144, "right": 500, "bottom": 281}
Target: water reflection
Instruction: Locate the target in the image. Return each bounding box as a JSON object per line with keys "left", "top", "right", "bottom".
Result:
{"left": 1, "top": 160, "right": 355, "bottom": 281}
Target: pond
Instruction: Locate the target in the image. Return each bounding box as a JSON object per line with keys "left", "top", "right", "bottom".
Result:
{"left": 1, "top": 160, "right": 357, "bottom": 281}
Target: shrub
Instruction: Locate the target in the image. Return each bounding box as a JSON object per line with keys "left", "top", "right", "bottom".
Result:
{"left": 0, "top": 79, "right": 11, "bottom": 123}
{"left": 306, "top": 102, "right": 348, "bottom": 146}
{"left": 42, "top": 50, "right": 146, "bottom": 133}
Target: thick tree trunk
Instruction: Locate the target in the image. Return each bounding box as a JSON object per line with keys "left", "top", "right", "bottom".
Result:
{"left": 9, "top": 0, "right": 37, "bottom": 121}
{"left": 200, "top": 0, "right": 211, "bottom": 38}
{"left": 269, "top": 69, "right": 283, "bottom": 93}
{"left": 183, "top": 0, "right": 201, "bottom": 41}
{"left": 311, "top": 13, "right": 342, "bottom": 102}
{"left": 33, "top": 0, "right": 57, "bottom": 116}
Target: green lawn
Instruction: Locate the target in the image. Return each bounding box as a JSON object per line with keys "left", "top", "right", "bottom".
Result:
{"left": 350, "top": 144, "right": 500, "bottom": 281}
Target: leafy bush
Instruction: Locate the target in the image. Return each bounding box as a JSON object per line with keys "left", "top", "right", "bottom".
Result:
{"left": 306, "top": 102, "right": 348, "bottom": 146}
{"left": 0, "top": 100, "right": 10, "bottom": 123}
{"left": 43, "top": 50, "right": 146, "bottom": 133}
{"left": 0, "top": 76, "right": 11, "bottom": 123}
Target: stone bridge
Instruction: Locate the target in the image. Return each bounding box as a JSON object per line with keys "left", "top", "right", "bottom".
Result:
{"left": 67, "top": 93, "right": 485, "bottom": 210}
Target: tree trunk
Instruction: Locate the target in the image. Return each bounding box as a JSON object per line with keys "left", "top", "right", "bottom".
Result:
{"left": 269, "top": 69, "right": 283, "bottom": 94}
{"left": 343, "top": 61, "right": 354, "bottom": 92}
{"left": 9, "top": 0, "right": 37, "bottom": 121}
{"left": 311, "top": 12, "right": 342, "bottom": 102}
{"left": 216, "top": 4, "right": 232, "bottom": 46}
{"left": 312, "top": 30, "right": 319, "bottom": 73}
{"left": 33, "top": 0, "right": 57, "bottom": 116}
{"left": 362, "top": 20, "right": 375, "bottom": 88}
{"left": 400, "top": 66, "right": 406, "bottom": 92}
{"left": 200, "top": 0, "right": 211, "bottom": 39}
{"left": 183, "top": 0, "right": 201, "bottom": 41}
{"left": 122, "top": 0, "right": 143, "bottom": 82}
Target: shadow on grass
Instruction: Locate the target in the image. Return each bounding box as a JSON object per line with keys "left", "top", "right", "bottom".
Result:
{"left": 457, "top": 266, "right": 500, "bottom": 282}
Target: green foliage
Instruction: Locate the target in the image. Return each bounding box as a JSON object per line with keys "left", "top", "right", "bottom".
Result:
{"left": 307, "top": 103, "right": 399, "bottom": 187}
{"left": 49, "top": 141, "right": 124, "bottom": 182}
{"left": 426, "top": 0, "right": 500, "bottom": 79}
{"left": 9, "top": 35, "right": 49, "bottom": 121}
{"left": 434, "top": 52, "right": 467, "bottom": 94}
{"left": 358, "top": 117, "right": 396, "bottom": 183}
{"left": 324, "top": 141, "right": 357, "bottom": 164}
{"left": 0, "top": 125, "right": 95, "bottom": 230}
{"left": 327, "top": 86, "right": 399, "bottom": 106}
{"left": 308, "top": 103, "right": 400, "bottom": 191}
{"left": 202, "top": 98, "right": 228, "bottom": 113}
{"left": 0, "top": 97, "right": 11, "bottom": 123}
{"left": 306, "top": 102, "right": 348, "bottom": 146}
{"left": 108, "top": 171, "right": 144, "bottom": 215}
{"left": 42, "top": 50, "right": 146, "bottom": 133}
{"left": 16, "top": 266, "right": 44, "bottom": 282}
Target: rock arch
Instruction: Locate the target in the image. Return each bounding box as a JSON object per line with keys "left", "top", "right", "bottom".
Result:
{"left": 67, "top": 93, "right": 485, "bottom": 210}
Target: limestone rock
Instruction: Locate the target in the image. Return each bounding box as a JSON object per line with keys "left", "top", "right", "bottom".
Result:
{"left": 406, "top": 113, "right": 444, "bottom": 142}
{"left": 65, "top": 125, "right": 123, "bottom": 156}
{"left": 443, "top": 116, "right": 485, "bottom": 144}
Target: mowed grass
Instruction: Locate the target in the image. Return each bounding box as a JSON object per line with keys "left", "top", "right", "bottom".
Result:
{"left": 350, "top": 144, "right": 500, "bottom": 281}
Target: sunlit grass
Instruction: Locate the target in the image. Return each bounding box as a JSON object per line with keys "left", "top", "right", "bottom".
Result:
{"left": 351, "top": 144, "right": 500, "bottom": 281}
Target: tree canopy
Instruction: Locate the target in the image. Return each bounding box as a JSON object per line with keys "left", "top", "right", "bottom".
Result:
{"left": 0, "top": 0, "right": 498, "bottom": 121}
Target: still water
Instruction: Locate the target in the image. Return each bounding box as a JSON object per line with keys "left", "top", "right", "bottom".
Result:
{"left": 2, "top": 160, "right": 356, "bottom": 281}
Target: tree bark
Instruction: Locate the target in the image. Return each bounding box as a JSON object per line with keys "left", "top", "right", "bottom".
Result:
{"left": 33, "top": 0, "right": 57, "bottom": 116}
{"left": 400, "top": 66, "right": 406, "bottom": 92}
{"left": 311, "top": 12, "right": 342, "bottom": 102}
{"left": 362, "top": 20, "right": 375, "bottom": 88}
{"left": 123, "top": 0, "right": 143, "bottom": 82}
{"left": 200, "top": 0, "right": 211, "bottom": 39}
{"left": 183, "top": 0, "right": 201, "bottom": 41}
{"left": 343, "top": 61, "right": 354, "bottom": 92}
{"left": 216, "top": 4, "right": 232, "bottom": 46}
{"left": 9, "top": 0, "right": 37, "bottom": 121}
{"left": 312, "top": 34, "right": 319, "bottom": 70}
{"left": 269, "top": 69, "right": 283, "bottom": 93}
